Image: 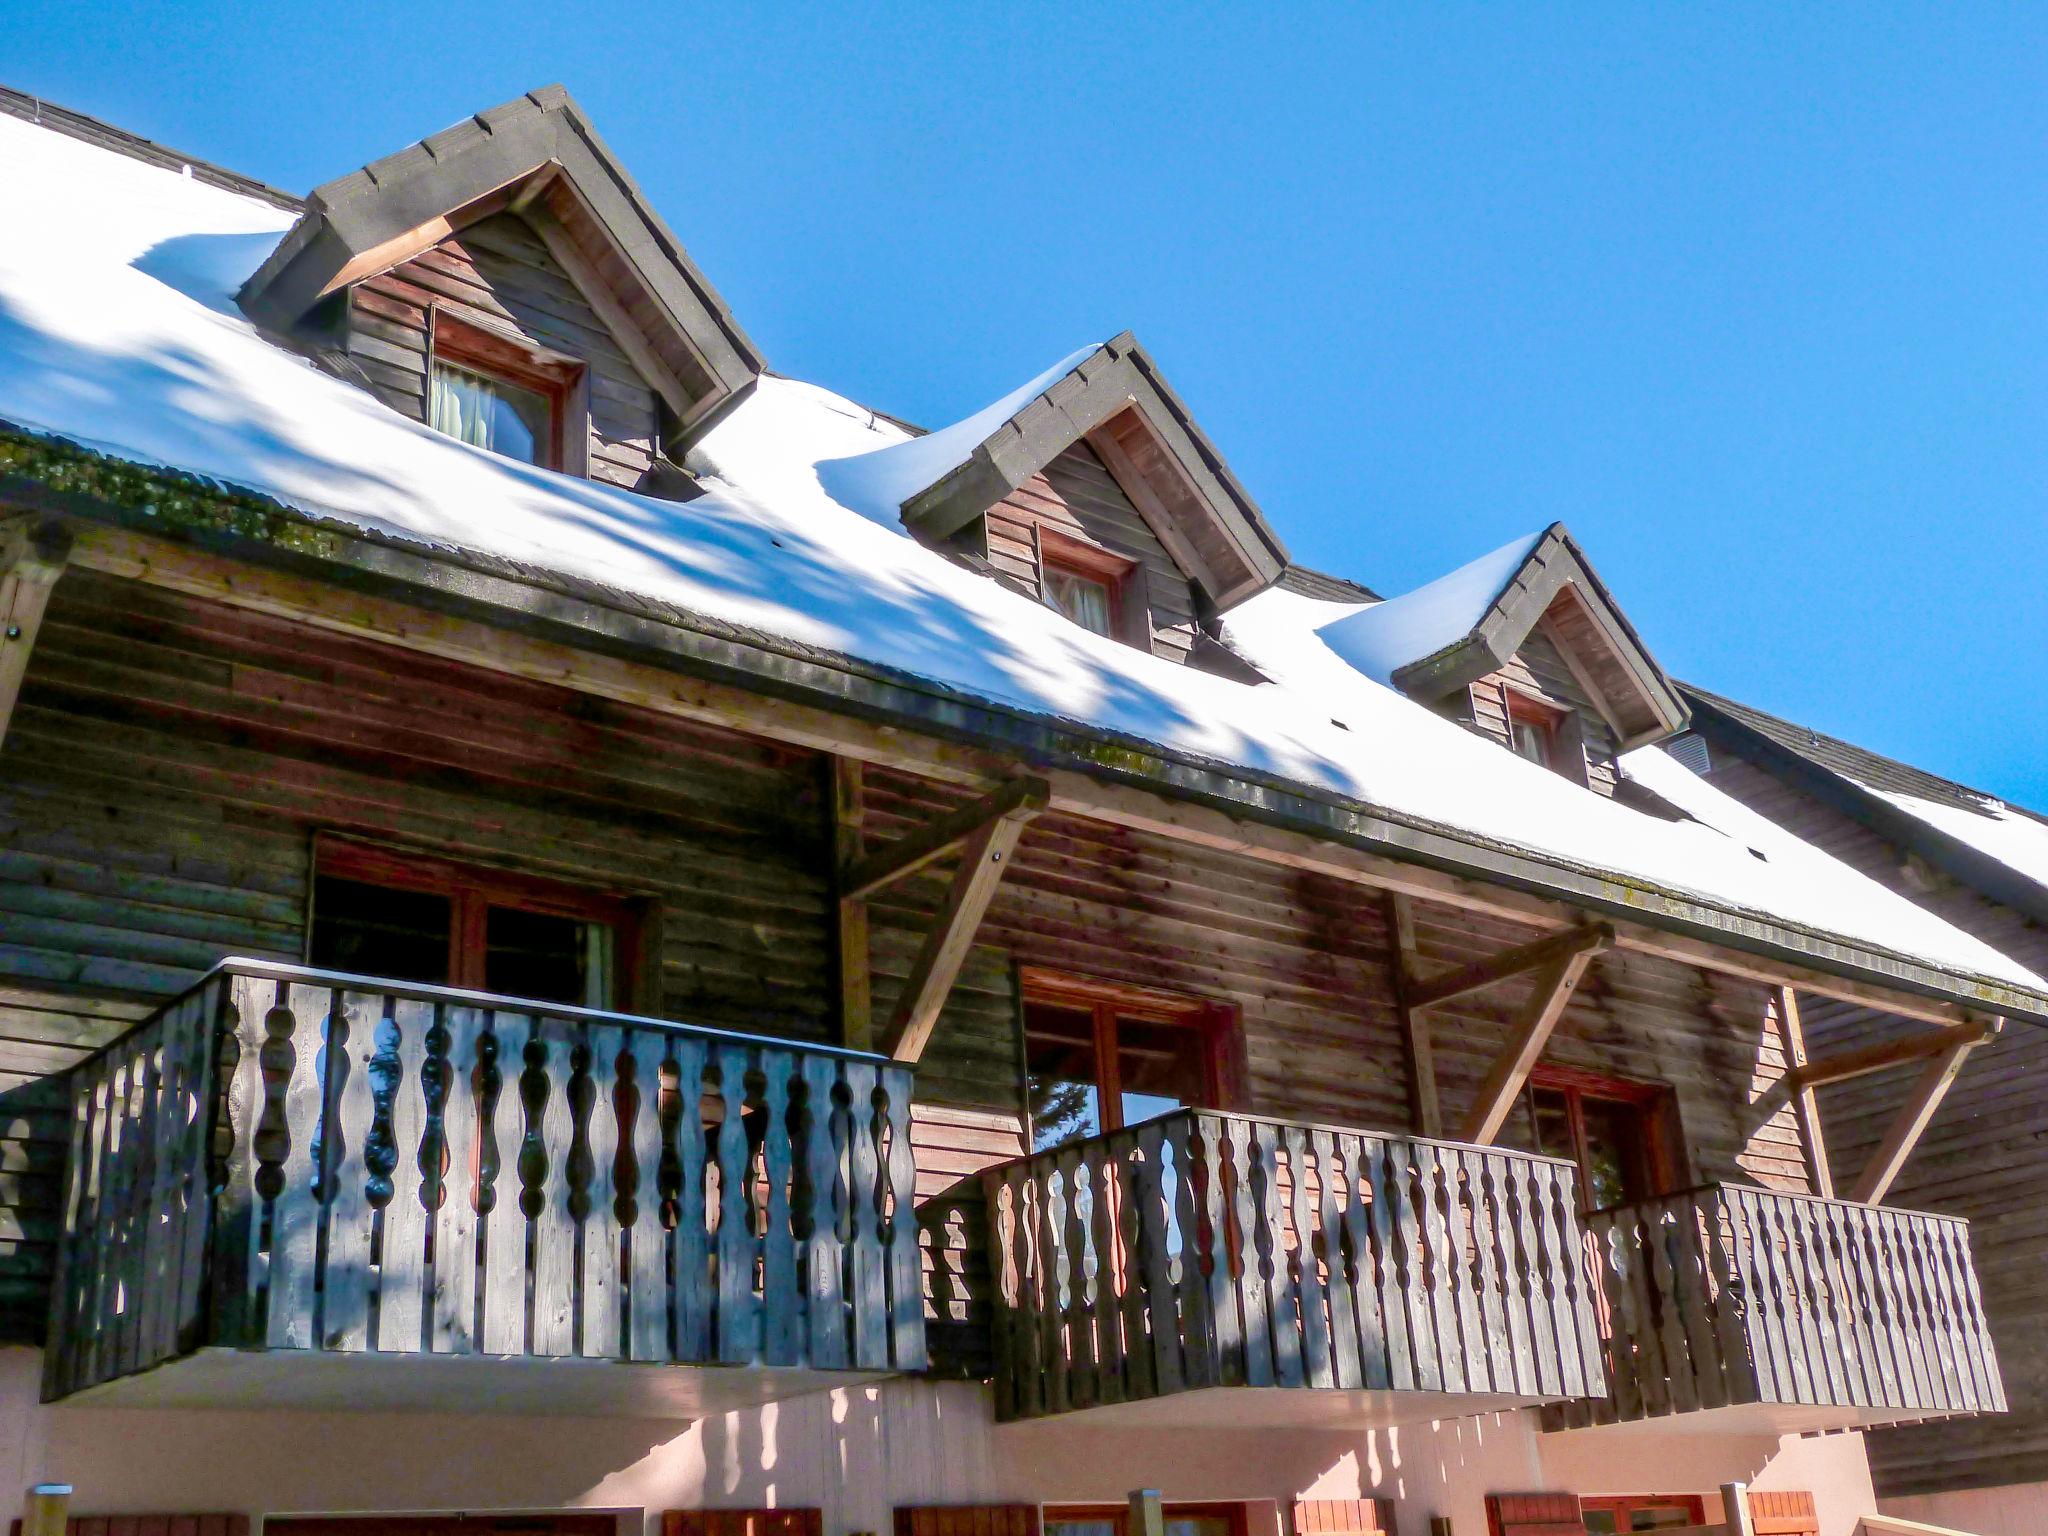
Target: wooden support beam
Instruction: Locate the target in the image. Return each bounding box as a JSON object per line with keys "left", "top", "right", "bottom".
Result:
{"left": 1786, "top": 1013, "right": 2001, "bottom": 1094}
{"left": 1459, "top": 927, "right": 1612, "bottom": 1145}
{"left": 1850, "top": 1019, "right": 2002, "bottom": 1204}
{"left": 881, "top": 787, "right": 1044, "bottom": 1062}
{"left": 0, "top": 515, "right": 70, "bottom": 748}
{"left": 1407, "top": 922, "right": 1615, "bottom": 1011}
{"left": 833, "top": 757, "right": 872, "bottom": 1052}
{"left": 1777, "top": 987, "right": 1834, "bottom": 1199}
{"left": 1387, "top": 893, "right": 1442, "bottom": 1138}
{"left": 841, "top": 776, "right": 1050, "bottom": 901}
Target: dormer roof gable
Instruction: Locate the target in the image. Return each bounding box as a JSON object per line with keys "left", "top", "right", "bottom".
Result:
{"left": 238, "top": 86, "right": 763, "bottom": 438}
{"left": 882, "top": 333, "right": 1289, "bottom": 610}
{"left": 1324, "top": 523, "right": 1689, "bottom": 749}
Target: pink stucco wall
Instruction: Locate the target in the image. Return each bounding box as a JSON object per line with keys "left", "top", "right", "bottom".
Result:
{"left": 0, "top": 1349, "right": 1881, "bottom": 1536}
{"left": 1880, "top": 1480, "right": 2048, "bottom": 1536}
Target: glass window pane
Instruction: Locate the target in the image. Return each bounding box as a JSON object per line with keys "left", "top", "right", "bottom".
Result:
{"left": 1529, "top": 1085, "right": 1574, "bottom": 1160}
{"left": 430, "top": 360, "right": 552, "bottom": 465}
{"left": 1163, "top": 1520, "right": 1234, "bottom": 1536}
{"left": 309, "top": 874, "right": 451, "bottom": 985}
{"left": 1581, "top": 1094, "right": 1651, "bottom": 1210}
{"left": 1045, "top": 566, "right": 1114, "bottom": 635}
{"left": 1628, "top": 1508, "right": 1702, "bottom": 1531}
{"left": 485, "top": 905, "right": 609, "bottom": 1006}
{"left": 1116, "top": 1014, "right": 1208, "bottom": 1129}
{"left": 1025, "top": 1001, "right": 1104, "bottom": 1151}
{"left": 1045, "top": 1523, "right": 1119, "bottom": 1536}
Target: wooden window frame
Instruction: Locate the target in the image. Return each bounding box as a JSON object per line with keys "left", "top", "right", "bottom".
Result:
{"left": 428, "top": 307, "right": 588, "bottom": 474}
{"left": 313, "top": 836, "right": 645, "bottom": 1009}
{"left": 1578, "top": 1493, "right": 1708, "bottom": 1531}
{"left": 1035, "top": 525, "right": 1148, "bottom": 646}
{"left": 1505, "top": 688, "right": 1566, "bottom": 767}
{"left": 1526, "top": 1062, "right": 1686, "bottom": 1212}
{"left": 1043, "top": 1504, "right": 1250, "bottom": 1536}
{"left": 1020, "top": 966, "right": 1246, "bottom": 1140}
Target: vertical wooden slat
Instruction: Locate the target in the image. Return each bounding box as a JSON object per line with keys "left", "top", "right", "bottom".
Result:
{"left": 715, "top": 1041, "right": 760, "bottom": 1365}
{"left": 374, "top": 994, "right": 432, "bottom": 1354}
{"left": 530, "top": 1018, "right": 579, "bottom": 1358}
{"left": 261, "top": 984, "right": 328, "bottom": 1350}
{"left": 757, "top": 1043, "right": 798, "bottom": 1367}
{"left": 580, "top": 1021, "right": 623, "bottom": 1360}
{"left": 1286, "top": 1126, "right": 1332, "bottom": 1389}
{"left": 433, "top": 1005, "right": 483, "bottom": 1354}
{"left": 322, "top": 988, "right": 381, "bottom": 1352}
{"left": 1311, "top": 1128, "right": 1361, "bottom": 1391}
{"left": 479, "top": 1009, "right": 532, "bottom": 1356}
{"left": 671, "top": 1034, "right": 711, "bottom": 1362}
{"left": 1339, "top": 1133, "right": 1390, "bottom": 1391}
{"left": 210, "top": 974, "right": 269, "bottom": 1350}
{"left": 628, "top": 1027, "right": 675, "bottom": 1363}
{"left": 881, "top": 1063, "right": 923, "bottom": 1369}
{"left": 799, "top": 1051, "right": 846, "bottom": 1370}
{"left": 1088, "top": 1131, "right": 1127, "bottom": 1403}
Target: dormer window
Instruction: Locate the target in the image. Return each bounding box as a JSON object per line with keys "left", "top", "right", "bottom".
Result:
{"left": 1039, "top": 527, "right": 1141, "bottom": 644}
{"left": 1507, "top": 690, "right": 1563, "bottom": 769}
{"left": 428, "top": 311, "right": 581, "bottom": 471}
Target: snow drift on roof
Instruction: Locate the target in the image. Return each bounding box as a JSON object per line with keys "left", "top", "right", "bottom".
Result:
{"left": 1317, "top": 530, "right": 1545, "bottom": 685}
{"left": 0, "top": 109, "right": 2039, "bottom": 997}
{"left": 1859, "top": 784, "right": 2048, "bottom": 894}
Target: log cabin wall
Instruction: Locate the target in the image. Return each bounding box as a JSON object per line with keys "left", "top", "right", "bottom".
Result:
{"left": 346, "top": 210, "right": 665, "bottom": 489}
{"left": 972, "top": 441, "right": 1200, "bottom": 663}
{"left": 0, "top": 568, "right": 1810, "bottom": 1365}
{"left": 1695, "top": 745, "right": 2048, "bottom": 1497}
{"left": 1462, "top": 627, "right": 1621, "bottom": 797}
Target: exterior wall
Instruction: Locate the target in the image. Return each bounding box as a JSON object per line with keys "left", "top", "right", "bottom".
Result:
{"left": 978, "top": 441, "right": 1201, "bottom": 663}
{"left": 1462, "top": 627, "right": 1621, "bottom": 798}
{"left": 0, "top": 1347, "right": 1880, "bottom": 1536}
{"left": 1881, "top": 1480, "right": 2048, "bottom": 1536}
{"left": 1700, "top": 746, "right": 2048, "bottom": 1498}
{"left": 348, "top": 210, "right": 666, "bottom": 489}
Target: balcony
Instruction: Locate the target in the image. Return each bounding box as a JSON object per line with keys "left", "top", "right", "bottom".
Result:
{"left": 1546, "top": 1183, "right": 2005, "bottom": 1435}
{"left": 41, "top": 960, "right": 924, "bottom": 1416}
{"left": 981, "top": 1108, "right": 1606, "bottom": 1425}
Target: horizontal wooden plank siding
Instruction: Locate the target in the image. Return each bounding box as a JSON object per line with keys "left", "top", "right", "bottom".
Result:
{"left": 42, "top": 964, "right": 923, "bottom": 1399}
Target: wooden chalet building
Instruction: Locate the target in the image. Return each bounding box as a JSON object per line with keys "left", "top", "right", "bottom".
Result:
{"left": 0, "top": 85, "right": 2037, "bottom": 1536}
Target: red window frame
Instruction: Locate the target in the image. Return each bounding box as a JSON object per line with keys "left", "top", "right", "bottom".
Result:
{"left": 1525, "top": 1062, "right": 1683, "bottom": 1211}
{"left": 1578, "top": 1494, "right": 1707, "bottom": 1532}
{"left": 1020, "top": 967, "right": 1246, "bottom": 1139}
{"left": 1042, "top": 1505, "right": 1249, "bottom": 1536}
{"left": 314, "top": 838, "right": 643, "bottom": 1009}
{"left": 1036, "top": 526, "right": 1144, "bottom": 644}
{"left": 1505, "top": 688, "right": 1566, "bottom": 769}
{"left": 429, "top": 309, "right": 582, "bottom": 471}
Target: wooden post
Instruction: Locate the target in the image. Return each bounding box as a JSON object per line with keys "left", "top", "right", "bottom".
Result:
{"left": 1459, "top": 928, "right": 1611, "bottom": 1145}
{"left": 1128, "top": 1491, "right": 1165, "bottom": 1536}
{"left": 1777, "top": 987, "right": 1833, "bottom": 1199}
{"left": 1719, "top": 1483, "right": 1755, "bottom": 1536}
{"left": 833, "top": 757, "right": 873, "bottom": 1051}
{"left": 1851, "top": 1021, "right": 2000, "bottom": 1204}
{"left": 0, "top": 514, "right": 70, "bottom": 749}
{"left": 21, "top": 1485, "right": 71, "bottom": 1536}
{"left": 1388, "top": 893, "right": 1442, "bottom": 1137}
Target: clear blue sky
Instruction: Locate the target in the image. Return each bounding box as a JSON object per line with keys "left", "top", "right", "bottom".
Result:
{"left": 12, "top": 4, "right": 2047, "bottom": 803}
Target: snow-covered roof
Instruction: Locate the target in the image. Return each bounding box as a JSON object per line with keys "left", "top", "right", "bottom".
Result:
{"left": 1319, "top": 532, "right": 1545, "bottom": 686}
{"left": 1861, "top": 787, "right": 2048, "bottom": 895}
{"left": 0, "top": 108, "right": 2041, "bottom": 1008}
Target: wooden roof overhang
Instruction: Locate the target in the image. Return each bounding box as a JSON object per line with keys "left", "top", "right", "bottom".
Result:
{"left": 237, "top": 86, "right": 763, "bottom": 442}
{"left": 3, "top": 431, "right": 2041, "bottom": 1032}
{"left": 898, "top": 333, "right": 1290, "bottom": 611}
{"left": 1683, "top": 685, "right": 2048, "bottom": 926}
{"left": 1392, "top": 523, "right": 1690, "bottom": 750}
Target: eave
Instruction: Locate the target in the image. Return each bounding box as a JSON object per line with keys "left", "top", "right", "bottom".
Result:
{"left": 1, "top": 428, "right": 2041, "bottom": 1029}
{"left": 897, "top": 333, "right": 1289, "bottom": 610}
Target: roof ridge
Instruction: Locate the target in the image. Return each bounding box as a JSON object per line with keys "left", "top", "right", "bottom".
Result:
{"left": 0, "top": 84, "right": 303, "bottom": 211}
{"left": 1679, "top": 681, "right": 2048, "bottom": 826}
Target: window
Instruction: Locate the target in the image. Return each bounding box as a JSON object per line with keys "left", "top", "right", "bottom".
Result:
{"left": 1579, "top": 1495, "right": 1706, "bottom": 1533}
{"left": 1022, "top": 969, "right": 1235, "bottom": 1151}
{"left": 1523, "top": 1066, "right": 1679, "bottom": 1211}
{"left": 1037, "top": 527, "right": 1141, "bottom": 643}
{"left": 1506, "top": 690, "right": 1563, "bottom": 769}
{"left": 427, "top": 311, "right": 580, "bottom": 469}
{"left": 308, "top": 840, "right": 639, "bottom": 1009}
{"left": 1043, "top": 1506, "right": 1246, "bottom": 1536}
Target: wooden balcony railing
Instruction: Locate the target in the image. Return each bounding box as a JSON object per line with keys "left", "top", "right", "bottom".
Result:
{"left": 1547, "top": 1183, "right": 2004, "bottom": 1432}
{"left": 42, "top": 961, "right": 924, "bottom": 1409}
{"left": 982, "top": 1108, "right": 1607, "bottom": 1423}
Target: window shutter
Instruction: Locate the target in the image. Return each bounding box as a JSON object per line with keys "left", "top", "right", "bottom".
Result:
{"left": 894, "top": 1507, "right": 1043, "bottom": 1536}
{"left": 1747, "top": 1492, "right": 1818, "bottom": 1536}
{"left": 10, "top": 1519, "right": 250, "bottom": 1536}
{"left": 1291, "top": 1499, "right": 1395, "bottom": 1534}
{"left": 1483, "top": 1494, "right": 1582, "bottom": 1536}
{"left": 664, "top": 1514, "right": 823, "bottom": 1536}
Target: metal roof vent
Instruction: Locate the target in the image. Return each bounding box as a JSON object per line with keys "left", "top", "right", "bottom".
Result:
{"left": 1665, "top": 731, "right": 1713, "bottom": 776}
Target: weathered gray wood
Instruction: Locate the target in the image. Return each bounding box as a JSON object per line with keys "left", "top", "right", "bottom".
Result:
{"left": 1850, "top": 1029, "right": 1994, "bottom": 1203}
{"left": 881, "top": 1064, "right": 922, "bottom": 1368}
{"left": 579, "top": 1021, "right": 623, "bottom": 1359}
{"left": 479, "top": 1009, "right": 532, "bottom": 1356}
{"left": 1458, "top": 939, "right": 1607, "bottom": 1145}
{"left": 432, "top": 1005, "right": 482, "bottom": 1354}
{"left": 758, "top": 1047, "right": 797, "bottom": 1367}
{"left": 714, "top": 1041, "right": 758, "bottom": 1364}
{"left": 321, "top": 989, "right": 380, "bottom": 1351}
{"left": 0, "top": 514, "right": 70, "bottom": 750}
{"left": 627, "top": 1026, "right": 672, "bottom": 1362}
{"left": 530, "top": 1020, "right": 578, "bottom": 1357}
{"left": 670, "top": 1034, "right": 711, "bottom": 1361}
{"left": 374, "top": 995, "right": 432, "bottom": 1354}
{"left": 840, "top": 776, "right": 1049, "bottom": 901}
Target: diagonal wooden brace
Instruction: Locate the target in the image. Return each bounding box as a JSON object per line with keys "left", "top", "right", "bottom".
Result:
{"left": 1407, "top": 922, "right": 1615, "bottom": 1011}
{"left": 1850, "top": 1016, "right": 2003, "bottom": 1204}
{"left": 842, "top": 775, "right": 1049, "bottom": 902}
{"left": 0, "top": 514, "right": 70, "bottom": 749}
{"left": 880, "top": 778, "right": 1048, "bottom": 1062}
{"left": 1785, "top": 1013, "right": 2000, "bottom": 1094}
{"left": 1459, "top": 923, "right": 1613, "bottom": 1145}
